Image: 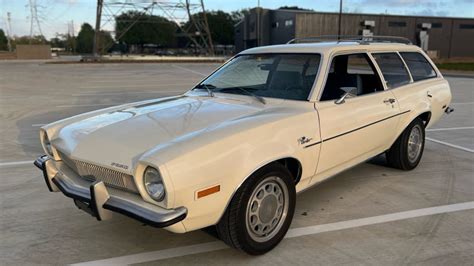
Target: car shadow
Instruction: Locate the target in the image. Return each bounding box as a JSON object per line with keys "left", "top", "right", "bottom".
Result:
{"left": 367, "top": 153, "right": 388, "bottom": 167}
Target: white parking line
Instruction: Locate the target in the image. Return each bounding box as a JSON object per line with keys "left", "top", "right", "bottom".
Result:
{"left": 73, "top": 201, "right": 474, "bottom": 265}
{"left": 427, "top": 137, "right": 474, "bottom": 153}
{"left": 451, "top": 102, "right": 474, "bottom": 105}
{"left": 56, "top": 103, "right": 123, "bottom": 108}
{"left": 172, "top": 65, "right": 208, "bottom": 77}
{"left": 0, "top": 160, "right": 33, "bottom": 167}
{"left": 72, "top": 90, "right": 184, "bottom": 97}
{"left": 77, "top": 83, "right": 194, "bottom": 90}
{"left": 427, "top": 126, "right": 474, "bottom": 132}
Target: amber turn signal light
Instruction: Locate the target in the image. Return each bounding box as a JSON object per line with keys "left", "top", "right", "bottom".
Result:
{"left": 197, "top": 185, "right": 220, "bottom": 199}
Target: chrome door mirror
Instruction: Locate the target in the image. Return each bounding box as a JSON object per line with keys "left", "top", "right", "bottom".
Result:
{"left": 335, "top": 87, "right": 357, "bottom": 104}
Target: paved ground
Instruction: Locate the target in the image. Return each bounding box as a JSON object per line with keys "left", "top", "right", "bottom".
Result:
{"left": 0, "top": 61, "right": 473, "bottom": 265}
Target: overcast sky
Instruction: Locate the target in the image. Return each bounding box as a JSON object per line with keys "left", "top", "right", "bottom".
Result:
{"left": 1, "top": 0, "right": 473, "bottom": 39}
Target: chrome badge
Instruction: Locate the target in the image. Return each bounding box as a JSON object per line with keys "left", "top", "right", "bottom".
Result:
{"left": 111, "top": 162, "right": 129, "bottom": 170}
{"left": 298, "top": 136, "right": 312, "bottom": 145}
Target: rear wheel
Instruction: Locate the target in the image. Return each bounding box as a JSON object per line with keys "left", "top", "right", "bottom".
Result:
{"left": 386, "top": 118, "right": 425, "bottom": 170}
{"left": 217, "top": 163, "right": 295, "bottom": 255}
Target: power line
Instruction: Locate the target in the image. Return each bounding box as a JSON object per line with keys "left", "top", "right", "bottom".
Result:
{"left": 27, "top": 0, "right": 45, "bottom": 43}
{"left": 94, "top": 0, "right": 215, "bottom": 56}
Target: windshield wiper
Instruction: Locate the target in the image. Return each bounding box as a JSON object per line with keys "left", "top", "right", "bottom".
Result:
{"left": 193, "top": 83, "right": 215, "bottom": 97}
{"left": 219, "top": 87, "right": 266, "bottom": 104}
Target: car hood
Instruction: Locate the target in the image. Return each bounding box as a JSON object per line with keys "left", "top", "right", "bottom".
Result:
{"left": 52, "top": 95, "right": 274, "bottom": 172}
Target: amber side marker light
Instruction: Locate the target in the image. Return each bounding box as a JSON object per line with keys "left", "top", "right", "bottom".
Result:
{"left": 197, "top": 185, "right": 220, "bottom": 199}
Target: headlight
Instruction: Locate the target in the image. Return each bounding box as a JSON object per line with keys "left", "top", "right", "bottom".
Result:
{"left": 143, "top": 167, "right": 166, "bottom": 202}
{"left": 42, "top": 133, "right": 54, "bottom": 157}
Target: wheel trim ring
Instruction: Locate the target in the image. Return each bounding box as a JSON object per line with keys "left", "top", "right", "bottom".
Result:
{"left": 407, "top": 124, "right": 423, "bottom": 163}
{"left": 245, "top": 176, "right": 289, "bottom": 243}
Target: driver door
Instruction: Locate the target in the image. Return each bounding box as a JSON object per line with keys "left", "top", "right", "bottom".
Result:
{"left": 312, "top": 52, "right": 401, "bottom": 183}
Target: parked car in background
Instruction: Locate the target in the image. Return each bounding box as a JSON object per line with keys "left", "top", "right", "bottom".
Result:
{"left": 35, "top": 36, "right": 452, "bottom": 254}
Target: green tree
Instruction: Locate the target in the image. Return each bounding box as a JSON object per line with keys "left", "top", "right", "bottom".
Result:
{"left": 230, "top": 9, "right": 250, "bottom": 23}
{"left": 115, "top": 11, "right": 177, "bottom": 49}
{"left": 11, "top": 35, "right": 47, "bottom": 49}
{"left": 50, "top": 35, "right": 66, "bottom": 48}
{"left": 278, "top": 6, "right": 313, "bottom": 11}
{"left": 0, "top": 29, "right": 8, "bottom": 50}
{"left": 186, "top": 11, "right": 235, "bottom": 45}
{"left": 98, "top": 30, "right": 114, "bottom": 53}
{"left": 76, "top": 23, "right": 94, "bottom": 54}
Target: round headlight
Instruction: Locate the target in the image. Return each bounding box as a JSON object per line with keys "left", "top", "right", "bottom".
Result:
{"left": 42, "top": 133, "right": 54, "bottom": 157}
{"left": 143, "top": 167, "right": 166, "bottom": 202}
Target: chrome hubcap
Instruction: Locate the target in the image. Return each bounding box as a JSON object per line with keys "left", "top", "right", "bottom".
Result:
{"left": 246, "top": 176, "right": 289, "bottom": 242}
{"left": 408, "top": 125, "right": 423, "bottom": 163}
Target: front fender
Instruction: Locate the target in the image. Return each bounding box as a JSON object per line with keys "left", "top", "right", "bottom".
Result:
{"left": 141, "top": 105, "right": 320, "bottom": 232}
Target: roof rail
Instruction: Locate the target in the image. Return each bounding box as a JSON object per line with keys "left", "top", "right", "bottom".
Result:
{"left": 287, "top": 35, "right": 412, "bottom": 45}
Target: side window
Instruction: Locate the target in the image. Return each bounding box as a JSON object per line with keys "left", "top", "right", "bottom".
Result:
{"left": 320, "top": 53, "right": 384, "bottom": 101}
{"left": 400, "top": 52, "right": 437, "bottom": 81}
{"left": 372, "top": 53, "right": 411, "bottom": 89}
{"left": 267, "top": 54, "right": 321, "bottom": 100}
{"left": 347, "top": 54, "right": 376, "bottom": 75}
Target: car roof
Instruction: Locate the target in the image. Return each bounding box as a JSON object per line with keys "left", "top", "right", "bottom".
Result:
{"left": 239, "top": 41, "right": 423, "bottom": 55}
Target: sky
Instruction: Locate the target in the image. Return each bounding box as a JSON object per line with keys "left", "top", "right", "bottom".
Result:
{"left": 1, "top": 0, "right": 473, "bottom": 39}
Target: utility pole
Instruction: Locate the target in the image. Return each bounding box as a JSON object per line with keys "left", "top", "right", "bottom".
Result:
{"left": 71, "top": 20, "right": 76, "bottom": 53}
{"left": 67, "top": 20, "right": 76, "bottom": 53}
{"left": 93, "top": 0, "right": 104, "bottom": 57}
{"left": 256, "top": 0, "right": 260, "bottom": 47}
{"left": 200, "top": 0, "right": 214, "bottom": 55}
{"left": 338, "top": 0, "right": 343, "bottom": 40}
{"left": 6, "top": 12, "right": 12, "bottom": 52}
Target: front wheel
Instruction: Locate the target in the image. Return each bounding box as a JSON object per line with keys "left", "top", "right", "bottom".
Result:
{"left": 386, "top": 118, "right": 425, "bottom": 170}
{"left": 217, "top": 163, "right": 296, "bottom": 255}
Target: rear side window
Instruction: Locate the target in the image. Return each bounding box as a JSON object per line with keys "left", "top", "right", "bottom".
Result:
{"left": 373, "top": 53, "right": 411, "bottom": 89}
{"left": 400, "top": 52, "right": 437, "bottom": 81}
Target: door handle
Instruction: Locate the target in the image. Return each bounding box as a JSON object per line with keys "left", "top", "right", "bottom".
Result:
{"left": 383, "top": 98, "right": 396, "bottom": 104}
{"left": 427, "top": 91, "right": 433, "bottom": 98}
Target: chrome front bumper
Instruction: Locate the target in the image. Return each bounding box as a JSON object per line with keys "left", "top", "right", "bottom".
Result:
{"left": 34, "top": 155, "right": 187, "bottom": 228}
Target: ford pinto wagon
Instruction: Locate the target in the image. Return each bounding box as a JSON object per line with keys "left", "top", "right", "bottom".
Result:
{"left": 35, "top": 37, "right": 453, "bottom": 254}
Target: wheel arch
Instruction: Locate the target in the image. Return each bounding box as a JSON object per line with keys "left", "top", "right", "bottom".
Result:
{"left": 389, "top": 110, "right": 431, "bottom": 150}
{"left": 275, "top": 157, "right": 303, "bottom": 184}
{"left": 216, "top": 156, "right": 302, "bottom": 224}
{"left": 418, "top": 111, "right": 432, "bottom": 128}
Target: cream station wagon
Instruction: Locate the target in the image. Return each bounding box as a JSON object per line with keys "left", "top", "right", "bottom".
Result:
{"left": 35, "top": 36, "right": 453, "bottom": 254}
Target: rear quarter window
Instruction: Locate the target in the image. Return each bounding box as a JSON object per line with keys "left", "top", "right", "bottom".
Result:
{"left": 400, "top": 52, "right": 437, "bottom": 81}
{"left": 372, "top": 53, "right": 411, "bottom": 89}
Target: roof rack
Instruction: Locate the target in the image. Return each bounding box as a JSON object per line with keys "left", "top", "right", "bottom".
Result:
{"left": 287, "top": 35, "right": 412, "bottom": 45}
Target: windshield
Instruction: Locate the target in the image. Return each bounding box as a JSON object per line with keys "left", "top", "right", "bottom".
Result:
{"left": 197, "top": 53, "right": 321, "bottom": 101}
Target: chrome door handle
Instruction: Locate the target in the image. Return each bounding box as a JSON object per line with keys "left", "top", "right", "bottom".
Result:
{"left": 383, "top": 98, "right": 396, "bottom": 104}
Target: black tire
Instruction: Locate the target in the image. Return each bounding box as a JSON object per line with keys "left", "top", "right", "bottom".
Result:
{"left": 386, "top": 118, "right": 425, "bottom": 170}
{"left": 216, "top": 163, "right": 296, "bottom": 255}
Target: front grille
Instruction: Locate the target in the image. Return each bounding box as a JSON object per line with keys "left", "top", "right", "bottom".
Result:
{"left": 58, "top": 151, "right": 138, "bottom": 194}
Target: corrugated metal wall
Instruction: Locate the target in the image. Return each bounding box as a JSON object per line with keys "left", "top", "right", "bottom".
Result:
{"left": 293, "top": 12, "right": 474, "bottom": 58}
{"left": 235, "top": 8, "right": 474, "bottom": 58}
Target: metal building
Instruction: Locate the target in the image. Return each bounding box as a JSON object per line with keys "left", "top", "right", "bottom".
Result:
{"left": 234, "top": 8, "right": 474, "bottom": 58}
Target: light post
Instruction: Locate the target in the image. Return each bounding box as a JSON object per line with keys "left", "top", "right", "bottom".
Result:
{"left": 338, "top": 0, "right": 343, "bottom": 40}
{"left": 257, "top": 0, "right": 260, "bottom": 46}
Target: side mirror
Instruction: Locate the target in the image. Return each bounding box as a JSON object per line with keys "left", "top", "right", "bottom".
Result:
{"left": 335, "top": 87, "right": 357, "bottom": 104}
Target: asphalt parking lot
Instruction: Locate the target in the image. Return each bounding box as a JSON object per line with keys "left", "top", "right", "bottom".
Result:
{"left": 1, "top": 61, "right": 473, "bottom": 265}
